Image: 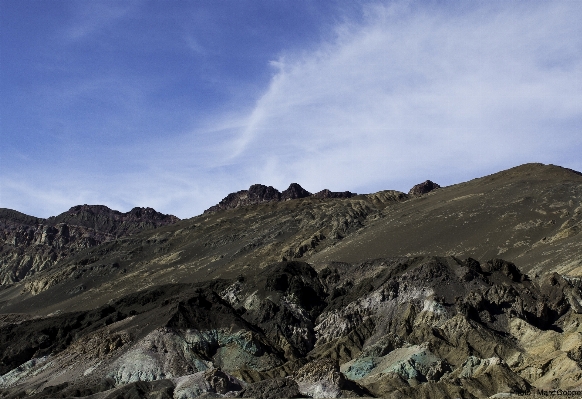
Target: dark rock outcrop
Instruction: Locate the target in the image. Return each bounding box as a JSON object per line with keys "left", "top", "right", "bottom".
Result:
{"left": 312, "top": 189, "right": 356, "bottom": 199}
{"left": 204, "top": 184, "right": 282, "bottom": 213}
{"left": 47, "top": 205, "right": 179, "bottom": 236}
{"left": 204, "top": 183, "right": 355, "bottom": 214}
{"left": 408, "top": 180, "right": 440, "bottom": 196}
{"left": 235, "top": 261, "right": 327, "bottom": 358}
{"left": 281, "top": 183, "right": 312, "bottom": 200}
{"left": 247, "top": 184, "right": 281, "bottom": 202}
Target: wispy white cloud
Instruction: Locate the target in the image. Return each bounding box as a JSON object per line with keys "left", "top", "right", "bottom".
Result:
{"left": 2, "top": 1, "right": 581, "bottom": 219}
{"left": 226, "top": 1, "right": 582, "bottom": 192}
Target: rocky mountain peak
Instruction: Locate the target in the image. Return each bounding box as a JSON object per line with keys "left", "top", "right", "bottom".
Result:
{"left": 126, "top": 207, "right": 180, "bottom": 223}
{"left": 204, "top": 185, "right": 282, "bottom": 213}
{"left": 47, "top": 204, "right": 179, "bottom": 228}
{"left": 66, "top": 204, "right": 112, "bottom": 214}
{"left": 247, "top": 184, "right": 281, "bottom": 202}
{"left": 0, "top": 205, "right": 180, "bottom": 285}
{"left": 281, "top": 183, "right": 312, "bottom": 200}
{"left": 408, "top": 180, "right": 441, "bottom": 197}
{"left": 204, "top": 184, "right": 358, "bottom": 213}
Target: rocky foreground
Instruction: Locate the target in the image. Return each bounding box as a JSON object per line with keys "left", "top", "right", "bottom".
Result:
{"left": 0, "top": 163, "right": 581, "bottom": 398}
{"left": 1, "top": 257, "right": 581, "bottom": 398}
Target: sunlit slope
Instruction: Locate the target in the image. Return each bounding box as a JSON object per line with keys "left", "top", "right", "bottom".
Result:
{"left": 0, "top": 191, "right": 404, "bottom": 315}
{"left": 309, "top": 163, "right": 582, "bottom": 276}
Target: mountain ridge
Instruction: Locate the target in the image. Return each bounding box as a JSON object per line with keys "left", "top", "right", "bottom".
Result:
{"left": 0, "top": 206, "right": 180, "bottom": 285}
{"left": 204, "top": 183, "right": 358, "bottom": 214}
{"left": 0, "top": 162, "right": 581, "bottom": 399}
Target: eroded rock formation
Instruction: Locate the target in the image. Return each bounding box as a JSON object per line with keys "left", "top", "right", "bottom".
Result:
{"left": 1, "top": 257, "right": 581, "bottom": 398}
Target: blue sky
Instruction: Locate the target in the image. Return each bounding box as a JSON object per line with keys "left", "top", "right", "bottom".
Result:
{"left": 1, "top": 1, "right": 581, "bottom": 218}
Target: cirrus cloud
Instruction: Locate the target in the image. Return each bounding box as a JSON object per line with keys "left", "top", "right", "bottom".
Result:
{"left": 227, "top": 1, "right": 582, "bottom": 194}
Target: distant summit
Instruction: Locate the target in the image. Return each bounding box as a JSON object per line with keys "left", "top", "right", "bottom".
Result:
{"left": 204, "top": 184, "right": 357, "bottom": 213}
{"left": 206, "top": 179, "right": 449, "bottom": 214}
{"left": 203, "top": 184, "right": 283, "bottom": 214}
{"left": 0, "top": 205, "right": 179, "bottom": 284}
{"left": 204, "top": 164, "right": 582, "bottom": 215}
{"left": 47, "top": 205, "right": 180, "bottom": 235}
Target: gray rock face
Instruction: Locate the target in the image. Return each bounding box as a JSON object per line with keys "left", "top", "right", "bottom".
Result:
{"left": 173, "top": 369, "right": 245, "bottom": 399}
{"left": 294, "top": 358, "right": 345, "bottom": 398}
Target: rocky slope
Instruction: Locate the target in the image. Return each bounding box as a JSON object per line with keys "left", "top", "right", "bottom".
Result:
{"left": 0, "top": 163, "right": 581, "bottom": 398}
{"left": 0, "top": 206, "right": 179, "bottom": 285}
{"left": 1, "top": 257, "right": 580, "bottom": 398}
